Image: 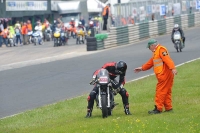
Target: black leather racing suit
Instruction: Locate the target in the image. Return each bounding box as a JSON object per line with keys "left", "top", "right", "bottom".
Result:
{"left": 171, "top": 27, "right": 185, "bottom": 44}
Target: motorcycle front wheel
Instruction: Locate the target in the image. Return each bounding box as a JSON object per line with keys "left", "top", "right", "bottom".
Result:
{"left": 54, "top": 38, "right": 58, "bottom": 47}
{"left": 179, "top": 43, "right": 182, "bottom": 52}
{"left": 34, "top": 38, "right": 37, "bottom": 45}
{"left": 101, "top": 94, "right": 108, "bottom": 118}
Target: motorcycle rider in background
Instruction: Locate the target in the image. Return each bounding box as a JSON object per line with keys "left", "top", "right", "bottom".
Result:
{"left": 34, "top": 22, "right": 43, "bottom": 45}
{"left": 69, "top": 18, "right": 76, "bottom": 38}
{"left": 85, "top": 61, "right": 132, "bottom": 118}
{"left": 171, "top": 24, "right": 185, "bottom": 47}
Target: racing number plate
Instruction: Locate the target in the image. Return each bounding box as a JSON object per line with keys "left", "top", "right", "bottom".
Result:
{"left": 99, "top": 77, "right": 108, "bottom": 83}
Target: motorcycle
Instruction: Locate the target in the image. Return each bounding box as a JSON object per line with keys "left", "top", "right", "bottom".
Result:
{"left": 76, "top": 28, "right": 85, "bottom": 44}
{"left": 44, "top": 28, "right": 52, "bottom": 41}
{"left": 32, "top": 31, "right": 42, "bottom": 45}
{"left": 60, "top": 31, "right": 67, "bottom": 46}
{"left": 27, "top": 31, "right": 33, "bottom": 44}
{"left": 173, "top": 31, "right": 183, "bottom": 52}
{"left": 53, "top": 31, "right": 61, "bottom": 47}
{"left": 87, "top": 29, "right": 91, "bottom": 37}
{"left": 7, "top": 34, "right": 15, "bottom": 47}
{"left": 90, "top": 69, "right": 117, "bottom": 118}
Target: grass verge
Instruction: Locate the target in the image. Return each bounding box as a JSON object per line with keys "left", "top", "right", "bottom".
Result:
{"left": 0, "top": 59, "right": 200, "bottom": 133}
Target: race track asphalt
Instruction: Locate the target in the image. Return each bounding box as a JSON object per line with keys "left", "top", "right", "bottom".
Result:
{"left": 0, "top": 27, "right": 200, "bottom": 118}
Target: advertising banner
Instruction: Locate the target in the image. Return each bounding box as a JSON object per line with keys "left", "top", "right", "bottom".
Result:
{"left": 173, "top": 3, "right": 181, "bottom": 15}
{"left": 6, "top": 1, "right": 47, "bottom": 11}
{"left": 139, "top": 6, "right": 146, "bottom": 21}
{"left": 182, "top": 1, "right": 187, "bottom": 11}
{"left": 168, "top": 2, "right": 173, "bottom": 11}
{"left": 156, "top": 4, "right": 160, "bottom": 13}
{"left": 196, "top": 0, "right": 200, "bottom": 9}
{"left": 146, "top": 5, "right": 152, "bottom": 14}
{"left": 186, "top": 1, "right": 190, "bottom": 8}
{"left": 132, "top": 7, "right": 137, "bottom": 17}
{"left": 152, "top": 5, "right": 156, "bottom": 13}
{"left": 160, "top": 5, "right": 166, "bottom": 16}
{"left": 190, "top": 0, "right": 196, "bottom": 7}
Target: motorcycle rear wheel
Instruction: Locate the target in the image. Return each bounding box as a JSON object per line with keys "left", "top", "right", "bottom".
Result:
{"left": 34, "top": 38, "right": 37, "bottom": 45}
{"left": 54, "top": 38, "right": 58, "bottom": 47}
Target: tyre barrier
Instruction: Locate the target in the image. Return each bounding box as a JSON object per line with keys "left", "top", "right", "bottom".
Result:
{"left": 97, "top": 40, "right": 104, "bottom": 50}
{"left": 86, "top": 37, "right": 97, "bottom": 51}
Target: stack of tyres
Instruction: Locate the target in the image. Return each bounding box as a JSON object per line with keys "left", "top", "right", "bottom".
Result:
{"left": 86, "top": 37, "right": 97, "bottom": 51}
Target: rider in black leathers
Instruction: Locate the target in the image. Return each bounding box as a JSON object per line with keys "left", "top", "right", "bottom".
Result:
{"left": 171, "top": 24, "right": 185, "bottom": 46}
{"left": 85, "top": 61, "right": 132, "bottom": 118}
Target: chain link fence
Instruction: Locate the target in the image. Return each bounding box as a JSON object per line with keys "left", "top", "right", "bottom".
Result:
{"left": 112, "top": 0, "right": 200, "bottom": 27}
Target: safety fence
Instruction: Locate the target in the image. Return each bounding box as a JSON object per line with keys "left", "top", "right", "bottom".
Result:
{"left": 95, "top": 12, "right": 200, "bottom": 50}
{"left": 112, "top": 0, "right": 200, "bottom": 27}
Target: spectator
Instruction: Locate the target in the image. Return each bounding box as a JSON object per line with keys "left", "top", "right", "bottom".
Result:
{"left": 121, "top": 16, "right": 127, "bottom": 25}
{"left": 128, "top": 15, "right": 134, "bottom": 25}
{"left": 0, "top": 20, "right": 4, "bottom": 47}
{"left": 27, "top": 20, "right": 32, "bottom": 44}
{"left": 15, "top": 20, "right": 21, "bottom": 29}
{"left": 172, "top": 8, "right": 174, "bottom": 16}
{"left": 21, "top": 22, "right": 28, "bottom": 45}
{"left": 189, "top": 7, "right": 192, "bottom": 14}
{"left": 79, "top": 16, "right": 85, "bottom": 27}
{"left": 152, "top": 13, "right": 155, "bottom": 21}
{"left": 15, "top": 26, "right": 22, "bottom": 46}
{"left": 102, "top": 3, "right": 111, "bottom": 30}
{"left": 27, "top": 20, "right": 32, "bottom": 32}
{"left": 7, "top": 25, "right": 15, "bottom": 47}
{"left": 1, "top": 26, "right": 9, "bottom": 47}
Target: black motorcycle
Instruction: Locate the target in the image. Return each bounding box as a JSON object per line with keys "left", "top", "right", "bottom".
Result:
{"left": 90, "top": 69, "right": 118, "bottom": 118}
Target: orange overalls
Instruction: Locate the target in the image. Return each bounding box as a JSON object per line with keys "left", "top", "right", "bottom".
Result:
{"left": 142, "top": 44, "right": 176, "bottom": 111}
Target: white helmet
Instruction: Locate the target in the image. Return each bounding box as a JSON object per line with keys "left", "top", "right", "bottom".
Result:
{"left": 174, "top": 24, "right": 179, "bottom": 28}
{"left": 71, "top": 18, "right": 74, "bottom": 21}
{"left": 89, "top": 21, "right": 93, "bottom": 25}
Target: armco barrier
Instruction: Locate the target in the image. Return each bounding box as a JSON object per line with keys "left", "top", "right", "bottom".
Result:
{"left": 96, "top": 12, "right": 200, "bottom": 50}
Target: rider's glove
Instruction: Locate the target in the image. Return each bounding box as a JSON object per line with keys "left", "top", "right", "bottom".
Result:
{"left": 113, "top": 84, "right": 123, "bottom": 95}
{"left": 89, "top": 75, "right": 97, "bottom": 85}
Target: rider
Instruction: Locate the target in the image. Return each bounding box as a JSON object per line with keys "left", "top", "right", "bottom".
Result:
{"left": 171, "top": 24, "right": 185, "bottom": 47}
{"left": 85, "top": 61, "right": 132, "bottom": 118}
{"left": 77, "top": 22, "right": 85, "bottom": 31}
{"left": 34, "top": 21, "right": 43, "bottom": 44}
{"left": 69, "top": 18, "right": 75, "bottom": 38}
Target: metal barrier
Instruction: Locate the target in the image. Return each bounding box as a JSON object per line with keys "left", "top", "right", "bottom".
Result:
{"left": 112, "top": 0, "right": 200, "bottom": 28}
{"left": 97, "top": 12, "right": 200, "bottom": 50}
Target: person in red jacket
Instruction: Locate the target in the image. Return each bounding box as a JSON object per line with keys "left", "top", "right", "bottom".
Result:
{"left": 134, "top": 39, "right": 177, "bottom": 114}
{"left": 85, "top": 61, "right": 132, "bottom": 118}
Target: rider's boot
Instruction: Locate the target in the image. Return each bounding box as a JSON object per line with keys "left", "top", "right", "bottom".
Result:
{"left": 85, "top": 108, "right": 92, "bottom": 118}
{"left": 124, "top": 105, "right": 132, "bottom": 115}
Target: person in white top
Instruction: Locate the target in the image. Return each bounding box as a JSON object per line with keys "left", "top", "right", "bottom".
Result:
{"left": 34, "top": 21, "right": 43, "bottom": 38}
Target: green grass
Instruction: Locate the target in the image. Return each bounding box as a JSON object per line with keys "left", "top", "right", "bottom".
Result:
{"left": 1, "top": 59, "right": 200, "bottom": 133}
